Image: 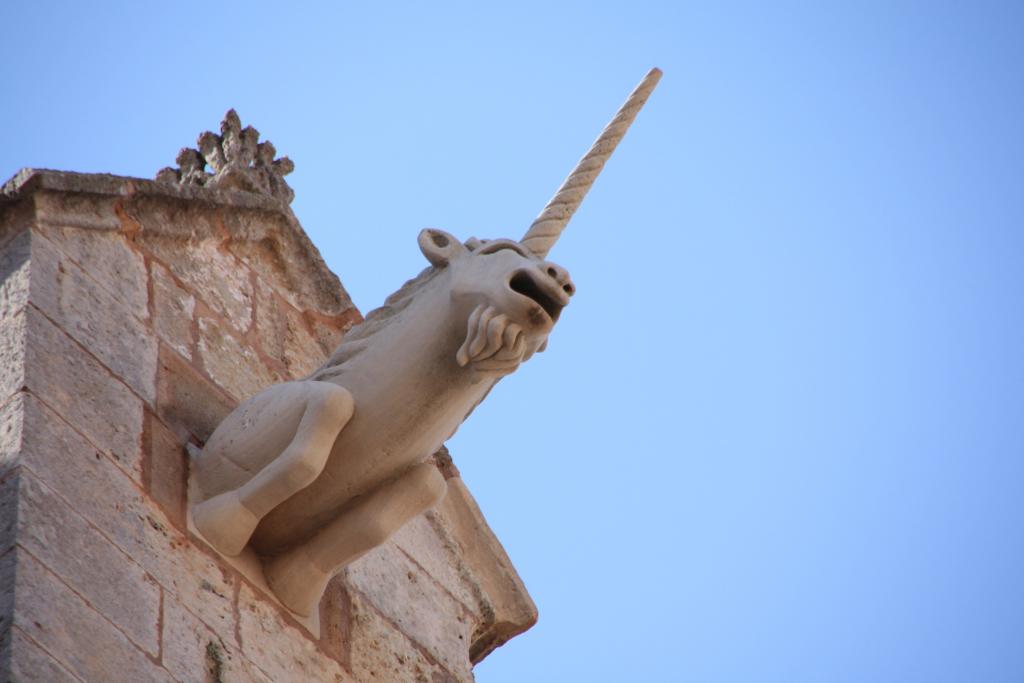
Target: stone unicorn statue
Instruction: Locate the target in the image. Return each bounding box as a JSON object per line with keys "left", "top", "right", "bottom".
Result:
{"left": 189, "top": 69, "right": 662, "bottom": 619}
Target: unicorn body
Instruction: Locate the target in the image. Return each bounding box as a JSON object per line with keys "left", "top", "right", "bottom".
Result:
{"left": 191, "top": 229, "right": 574, "bottom": 616}
{"left": 188, "top": 67, "right": 660, "bottom": 619}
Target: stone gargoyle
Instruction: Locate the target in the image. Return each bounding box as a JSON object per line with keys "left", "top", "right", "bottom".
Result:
{"left": 188, "top": 68, "right": 661, "bottom": 620}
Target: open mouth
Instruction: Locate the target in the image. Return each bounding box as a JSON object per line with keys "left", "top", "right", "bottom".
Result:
{"left": 509, "top": 270, "right": 566, "bottom": 322}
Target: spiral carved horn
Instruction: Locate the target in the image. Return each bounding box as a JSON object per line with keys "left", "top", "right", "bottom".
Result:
{"left": 521, "top": 68, "right": 662, "bottom": 258}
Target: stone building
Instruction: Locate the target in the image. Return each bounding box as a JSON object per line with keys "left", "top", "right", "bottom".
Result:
{"left": 0, "top": 116, "right": 536, "bottom": 681}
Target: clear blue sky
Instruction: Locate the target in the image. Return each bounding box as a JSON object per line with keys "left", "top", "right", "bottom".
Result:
{"left": 4, "top": 2, "right": 1024, "bottom": 681}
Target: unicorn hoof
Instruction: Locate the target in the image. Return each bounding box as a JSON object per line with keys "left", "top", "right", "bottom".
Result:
{"left": 192, "top": 490, "right": 260, "bottom": 557}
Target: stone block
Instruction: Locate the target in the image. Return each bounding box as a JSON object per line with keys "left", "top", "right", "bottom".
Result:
{"left": 144, "top": 409, "right": 188, "bottom": 530}
{"left": 437, "top": 478, "right": 538, "bottom": 663}
{"left": 0, "top": 469, "right": 19, "bottom": 554}
{"left": 0, "top": 539, "right": 12, "bottom": 633}
{"left": 127, "top": 194, "right": 221, "bottom": 240}
{"left": 35, "top": 222, "right": 148, "bottom": 319}
{"left": 236, "top": 583, "right": 350, "bottom": 683}
{"left": 391, "top": 514, "right": 481, "bottom": 617}
{"left": 0, "top": 395, "right": 23, "bottom": 476}
{"left": 310, "top": 313, "right": 354, "bottom": 357}
{"left": 145, "top": 542, "right": 237, "bottom": 642}
{"left": 0, "top": 310, "right": 26, "bottom": 404}
{"left": 251, "top": 281, "right": 288, "bottom": 368}
{"left": 13, "top": 229, "right": 60, "bottom": 322}
{"left": 347, "top": 541, "right": 475, "bottom": 680}
{"left": 318, "top": 575, "right": 351, "bottom": 664}
{"left": 3, "top": 169, "right": 130, "bottom": 199}
{"left": 142, "top": 235, "right": 254, "bottom": 334}
{"left": 33, "top": 189, "right": 121, "bottom": 231}
{"left": 17, "top": 393, "right": 236, "bottom": 634}
{"left": 222, "top": 208, "right": 351, "bottom": 316}
{"left": 151, "top": 260, "right": 196, "bottom": 360}
{"left": 0, "top": 627, "right": 81, "bottom": 683}
{"left": 30, "top": 232, "right": 157, "bottom": 403}
{"left": 348, "top": 587, "right": 459, "bottom": 683}
{"left": 156, "top": 345, "right": 235, "bottom": 443}
{"left": 162, "top": 597, "right": 272, "bottom": 683}
{"left": 22, "top": 307, "right": 144, "bottom": 479}
{"left": 11, "top": 551, "right": 175, "bottom": 682}
{"left": 254, "top": 280, "right": 326, "bottom": 379}
{"left": 16, "top": 469, "right": 161, "bottom": 655}
{"left": 0, "top": 196, "right": 33, "bottom": 252}
{"left": 0, "top": 230, "right": 31, "bottom": 322}
{"left": 197, "top": 314, "right": 278, "bottom": 401}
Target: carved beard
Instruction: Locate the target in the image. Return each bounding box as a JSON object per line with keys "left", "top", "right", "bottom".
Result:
{"left": 455, "top": 304, "right": 544, "bottom": 378}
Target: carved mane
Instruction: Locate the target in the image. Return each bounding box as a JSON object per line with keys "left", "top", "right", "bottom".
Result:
{"left": 309, "top": 264, "right": 445, "bottom": 380}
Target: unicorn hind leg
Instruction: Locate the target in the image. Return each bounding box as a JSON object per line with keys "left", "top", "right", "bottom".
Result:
{"left": 191, "top": 380, "right": 354, "bottom": 557}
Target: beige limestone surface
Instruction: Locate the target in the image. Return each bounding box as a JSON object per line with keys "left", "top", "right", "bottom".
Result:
{"left": 0, "top": 168, "right": 537, "bottom": 682}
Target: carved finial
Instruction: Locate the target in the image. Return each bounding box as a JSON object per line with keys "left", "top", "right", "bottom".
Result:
{"left": 156, "top": 109, "right": 295, "bottom": 204}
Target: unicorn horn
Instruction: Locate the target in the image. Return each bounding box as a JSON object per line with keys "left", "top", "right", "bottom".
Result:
{"left": 521, "top": 67, "right": 662, "bottom": 258}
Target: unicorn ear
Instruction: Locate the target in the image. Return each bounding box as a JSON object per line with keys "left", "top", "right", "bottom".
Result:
{"left": 418, "top": 229, "right": 467, "bottom": 266}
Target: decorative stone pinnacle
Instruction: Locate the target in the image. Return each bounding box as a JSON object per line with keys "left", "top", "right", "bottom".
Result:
{"left": 156, "top": 109, "right": 295, "bottom": 204}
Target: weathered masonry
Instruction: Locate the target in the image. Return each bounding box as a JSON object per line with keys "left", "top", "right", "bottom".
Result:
{"left": 0, "top": 162, "right": 536, "bottom": 681}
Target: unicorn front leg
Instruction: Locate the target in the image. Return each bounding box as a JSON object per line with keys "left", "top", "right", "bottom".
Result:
{"left": 263, "top": 460, "right": 448, "bottom": 616}
{"left": 191, "top": 381, "right": 354, "bottom": 557}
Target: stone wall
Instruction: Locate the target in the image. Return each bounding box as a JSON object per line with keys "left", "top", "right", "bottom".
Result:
{"left": 0, "top": 169, "right": 536, "bottom": 682}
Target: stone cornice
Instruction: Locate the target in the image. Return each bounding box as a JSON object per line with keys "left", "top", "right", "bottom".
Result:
{"left": 3, "top": 167, "right": 288, "bottom": 214}
{"left": 2, "top": 167, "right": 350, "bottom": 317}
